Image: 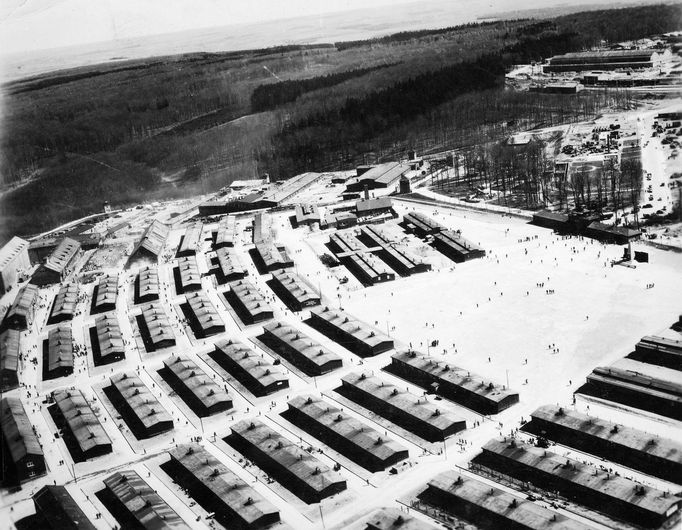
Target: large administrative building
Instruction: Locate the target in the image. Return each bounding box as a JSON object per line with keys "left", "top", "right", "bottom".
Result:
{"left": 0, "top": 236, "right": 30, "bottom": 295}
{"left": 30, "top": 237, "right": 81, "bottom": 286}
{"left": 543, "top": 49, "right": 662, "bottom": 72}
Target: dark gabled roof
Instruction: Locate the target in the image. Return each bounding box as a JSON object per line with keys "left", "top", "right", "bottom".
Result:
{"left": 52, "top": 389, "right": 111, "bottom": 454}
{"left": 262, "top": 321, "right": 341, "bottom": 370}
{"left": 95, "top": 313, "right": 124, "bottom": 359}
{"left": 133, "top": 220, "right": 170, "bottom": 257}
{"left": 47, "top": 326, "right": 73, "bottom": 373}
{"left": 310, "top": 306, "right": 393, "bottom": 350}
{"left": 140, "top": 304, "right": 175, "bottom": 347}
{"left": 6, "top": 283, "right": 39, "bottom": 321}
{"left": 33, "top": 486, "right": 96, "bottom": 530}
{"left": 0, "top": 328, "right": 20, "bottom": 373}
{"left": 109, "top": 372, "right": 173, "bottom": 431}
{"left": 213, "top": 338, "right": 287, "bottom": 388}
{"left": 228, "top": 279, "right": 273, "bottom": 320}
{"left": 356, "top": 197, "right": 393, "bottom": 213}
{"left": 43, "top": 238, "right": 81, "bottom": 274}
{"left": 94, "top": 273, "right": 118, "bottom": 309}
{"left": 51, "top": 283, "right": 78, "bottom": 320}
{"left": 185, "top": 291, "right": 225, "bottom": 332}
{"left": 164, "top": 356, "right": 231, "bottom": 409}
{"left": 103, "top": 470, "right": 185, "bottom": 529}
{"left": 1, "top": 397, "right": 43, "bottom": 462}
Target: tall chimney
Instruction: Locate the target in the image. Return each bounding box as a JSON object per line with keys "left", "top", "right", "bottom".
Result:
{"left": 363, "top": 184, "right": 369, "bottom": 200}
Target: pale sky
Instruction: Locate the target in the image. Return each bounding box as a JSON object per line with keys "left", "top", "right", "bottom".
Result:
{"left": 0, "top": 0, "right": 413, "bottom": 55}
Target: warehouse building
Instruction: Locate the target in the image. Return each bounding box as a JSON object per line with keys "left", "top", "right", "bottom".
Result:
{"left": 629, "top": 335, "right": 682, "bottom": 371}
{"left": 259, "top": 172, "right": 324, "bottom": 206}
{"left": 345, "top": 162, "right": 409, "bottom": 192}
{"left": 585, "top": 222, "right": 641, "bottom": 245}
{"left": 137, "top": 303, "right": 176, "bottom": 352}
{"left": 530, "top": 210, "right": 570, "bottom": 232}
{"left": 284, "top": 395, "right": 409, "bottom": 472}
{"left": 211, "top": 247, "right": 248, "bottom": 284}
{"left": 308, "top": 306, "right": 394, "bottom": 357}
{"left": 388, "top": 351, "right": 519, "bottom": 415}
{"left": 544, "top": 49, "right": 660, "bottom": 73}
{"left": 268, "top": 269, "right": 320, "bottom": 311}
{"left": 357, "top": 226, "right": 431, "bottom": 276}
{"left": 294, "top": 204, "right": 321, "bottom": 227}
{"left": 210, "top": 338, "right": 288, "bottom": 397}
{"left": 183, "top": 291, "right": 226, "bottom": 338}
{"left": 225, "top": 279, "right": 274, "bottom": 325}
{"left": 228, "top": 419, "right": 347, "bottom": 503}
{"left": 355, "top": 197, "right": 395, "bottom": 219}
{"left": 91, "top": 313, "right": 125, "bottom": 365}
{"left": 50, "top": 389, "right": 112, "bottom": 461}
{"left": 176, "top": 223, "right": 202, "bottom": 257}
{"left": 99, "top": 470, "right": 185, "bottom": 529}
{"left": 525, "top": 404, "right": 682, "bottom": 484}
{"left": 31, "top": 486, "right": 96, "bottom": 530}
{"left": 30, "top": 237, "right": 82, "bottom": 286}
{"left": 48, "top": 283, "right": 78, "bottom": 323}
{"left": 45, "top": 326, "right": 74, "bottom": 380}
{"left": 322, "top": 211, "right": 358, "bottom": 230}
{"left": 418, "top": 471, "right": 590, "bottom": 530}
{"left": 134, "top": 267, "right": 159, "bottom": 304}
{"left": 0, "top": 329, "right": 20, "bottom": 392}
{"left": 174, "top": 255, "right": 202, "bottom": 293}
{"left": 475, "top": 438, "right": 681, "bottom": 529}
{"left": 162, "top": 444, "right": 280, "bottom": 530}
{"left": 401, "top": 212, "right": 444, "bottom": 238}
{"left": 338, "top": 372, "right": 466, "bottom": 442}
{"left": 3, "top": 283, "right": 39, "bottom": 331}
{"left": 0, "top": 236, "right": 30, "bottom": 296}
{"left": 126, "top": 220, "right": 170, "bottom": 269}
{"left": 160, "top": 356, "right": 232, "bottom": 417}
{"left": 213, "top": 216, "right": 236, "bottom": 249}
{"left": 1, "top": 397, "right": 46, "bottom": 484}
{"left": 253, "top": 241, "right": 294, "bottom": 272}
{"left": 260, "top": 321, "right": 342, "bottom": 376}
{"left": 198, "top": 192, "right": 268, "bottom": 216}
{"left": 328, "top": 232, "right": 395, "bottom": 286}
{"left": 106, "top": 372, "right": 174, "bottom": 439}
{"left": 583, "top": 358, "right": 681, "bottom": 421}
{"left": 92, "top": 273, "right": 118, "bottom": 314}
{"left": 432, "top": 230, "right": 485, "bottom": 263}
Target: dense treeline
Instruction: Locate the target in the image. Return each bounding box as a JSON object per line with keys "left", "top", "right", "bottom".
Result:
{"left": 334, "top": 20, "right": 509, "bottom": 50}
{"left": 250, "top": 64, "right": 395, "bottom": 112}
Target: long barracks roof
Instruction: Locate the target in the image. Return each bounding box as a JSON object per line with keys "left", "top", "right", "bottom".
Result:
{"left": 549, "top": 49, "right": 656, "bottom": 64}
{"left": 403, "top": 212, "right": 445, "bottom": 234}
{"left": 7, "top": 283, "right": 39, "bottom": 322}
{"left": 0, "top": 328, "right": 20, "bottom": 373}
{"left": 52, "top": 389, "right": 111, "bottom": 454}
{"left": 94, "top": 273, "right": 118, "bottom": 310}
{"left": 47, "top": 326, "right": 73, "bottom": 373}
{"left": 43, "top": 237, "right": 81, "bottom": 274}
{"left": 270, "top": 269, "right": 320, "bottom": 307}
{"left": 254, "top": 241, "right": 293, "bottom": 270}
{"left": 103, "top": 470, "right": 185, "bottom": 529}
{"left": 163, "top": 356, "right": 231, "bottom": 410}
{"left": 109, "top": 372, "right": 173, "bottom": 431}
{"left": 530, "top": 404, "right": 682, "bottom": 466}
{"left": 356, "top": 197, "right": 393, "bottom": 214}
{"left": 213, "top": 338, "right": 287, "bottom": 388}
{"left": 426, "top": 471, "right": 591, "bottom": 530}
{"left": 51, "top": 283, "right": 78, "bottom": 320}
{"left": 137, "top": 267, "right": 160, "bottom": 298}
{"left": 185, "top": 291, "right": 225, "bottom": 333}
{"left": 215, "top": 216, "right": 235, "bottom": 247}
{"left": 310, "top": 306, "right": 393, "bottom": 352}
{"left": 262, "top": 321, "right": 342, "bottom": 371}
{"left": 342, "top": 372, "right": 465, "bottom": 431}
{"left": 133, "top": 220, "right": 170, "bottom": 257}
{"left": 228, "top": 279, "right": 273, "bottom": 321}
{"left": 392, "top": 351, "right": 518, "bottom": 405}
{"left": 177, "top": 255, "right": 201, "bottom": 290}
{"left": 365, "top": 508, "right": 440, "bottom": 530}
{"left": 177, "top": 223, "right": 202, "bottom": 255}
{"left": 168, "top": 444, "right": 279, "bottom": 526}
{"left": 432, "top": 230, "right": 484, "bottom": 257}
{"left": 260, "top": 172, "right": 323, "bottom": 205}
{"left": 231, "top": 418, "right": 345, "bottom": 494}
{"left": 0, "top": 236, "right": 29, "bottom": 270}
{"left": 329, "top": 232, "right": 392, "bottom": 282}
{"left": 214, "top": 247, "right": 246, "bottom": 279}
{"left": 95, "top": 313, "right": 124, "bottom": 360}
{"left": 360, "top": 226, "right": 427, "bottom": 273}
{"left": 140, "top": 304, "right": 175, "bottom": 347}
{"left": 481, "top": 438, "right": 680, "bottom": 517}
{"left": 33, "top": 486, "right": 96, "bottom": 530}
{"left": 288, "top": 395, "right": 408, "bottom": 462}
{"left": 591, "top": 357, "right": 682, "bottom": 396}
{"left": 1, "top": 396, "right": 43, "bottom": 464}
